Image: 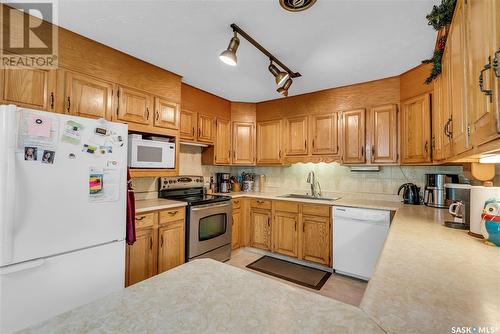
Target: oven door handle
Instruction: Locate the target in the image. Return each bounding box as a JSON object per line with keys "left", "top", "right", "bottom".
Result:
{"left": 190, "top": 203, "right": 231, "bottom": 211}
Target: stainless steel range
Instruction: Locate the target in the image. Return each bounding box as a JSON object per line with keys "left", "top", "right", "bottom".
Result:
{"left": 158, "top": 176, "right": 232, "bottom": 262}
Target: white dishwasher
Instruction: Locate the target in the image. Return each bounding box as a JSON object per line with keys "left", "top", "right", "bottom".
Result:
{"left": 333, "top": 206, "right": 390, "bottom": 281}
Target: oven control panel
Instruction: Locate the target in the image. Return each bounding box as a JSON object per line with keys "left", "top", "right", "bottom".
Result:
{"left": 159, "top": 176, "right": 204, "bottom": 190}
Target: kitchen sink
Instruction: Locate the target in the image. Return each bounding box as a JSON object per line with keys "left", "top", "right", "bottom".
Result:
{"left": 278, "top": 194, "right": 341, "bottom": 201}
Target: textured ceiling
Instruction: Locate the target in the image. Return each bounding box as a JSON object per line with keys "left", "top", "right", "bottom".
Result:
{"left": 57, "top": 0, "right": 438, "bottom": 102}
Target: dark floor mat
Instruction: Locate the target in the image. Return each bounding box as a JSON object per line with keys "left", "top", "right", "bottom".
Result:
{"left": 246, "top": 256, "right": 331, "bottom": 290}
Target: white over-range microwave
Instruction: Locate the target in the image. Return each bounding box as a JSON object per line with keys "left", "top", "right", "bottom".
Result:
{"left": 128, "top": 135, "right": 175, "bottom": 168}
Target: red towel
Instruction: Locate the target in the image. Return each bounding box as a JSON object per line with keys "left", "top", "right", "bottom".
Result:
{"left": 126, "top": 168, "right": 136, "bottom": 245}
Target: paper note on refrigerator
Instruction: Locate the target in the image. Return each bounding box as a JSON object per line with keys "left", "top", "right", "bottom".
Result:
{"left": 27, "top": 114, "right": 51, "bottom": 138}
{"left": 89, "top": 167, "right": 120, "bottom": 202}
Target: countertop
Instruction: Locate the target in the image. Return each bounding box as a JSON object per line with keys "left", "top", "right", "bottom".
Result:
{"left": 21, "top": 259, "right": 385, "bottom": 334}
{"left": 360, "top": 204, "right": 500, "bottom": 334}
{"left": 135, "top": 198, "right": 186, "bottom": 213}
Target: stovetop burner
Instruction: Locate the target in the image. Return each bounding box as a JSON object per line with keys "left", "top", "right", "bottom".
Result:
{"left": 158, "top": 176, "right": 231, "bottom": 206}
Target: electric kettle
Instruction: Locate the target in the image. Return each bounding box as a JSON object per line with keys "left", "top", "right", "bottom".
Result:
{"left": 398, "top": 183, "right": 421, "bottom": 205}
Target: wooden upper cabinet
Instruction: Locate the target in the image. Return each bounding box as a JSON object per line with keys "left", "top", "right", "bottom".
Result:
{"left": 342, "top": 109, "right": 366, "bottom": 164}
{"left": 301, "top": 215, "right": 330, "bottom": 266}
{"left": 467, "top": 0, "right": 499, "bottom": 145}
{"left": 432, "top": 75, "right": 446, "bottom": 162}
{"left": 310, "top": 113, "right": 339, "bottom": 155}
{"left": 273, "top": 211, "right": 298, "bottom": 258}
{"left": 284, "top": 116, "right": 308, "bottom": 156}
{"left": 0, "top": 69, "right": 55, "bottom": 111}
{"left": 369, "top": 104, "right": 398, "bottom": 164}
{"left": 180, "top": 109, "right": 197, "bottom": 140}
{"left": 125, "top": 227, "right": 156, "bottom": 287}
{"left": 63, "top": 70, "right": 114, "bottom": 119}
{"left": 154, "top": 97, "right": 180, "bottom": 130}
{"left": 250, "top": 209, "right": 272, "bottom": 251}
{"left": 257, "top": 120, "right": 282, "bottom": 164}
{"left": 158, "top": 221, "right": 185, "bottom": 274}
{"left": 449, "top": 0, "right": 471, "bottom": 156}
{"left": 117, "top": 86, "right": 153, "bottom": 125}
{"left": 197, "top": 114, "right": 215, "bottom": 143}
{"left": 439, "top": 49, "right": 454, "bottom": 160}
{"left": 232, "top": 122, "right": 255, "bottom": 165}
{"left": 214, "top": 118, "right": 231, "bottom": 164}
{"left": 401, "top": 93, "right": 432, "bottom": 164}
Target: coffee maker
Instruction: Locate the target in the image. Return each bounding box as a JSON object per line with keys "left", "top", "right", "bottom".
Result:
{"left": 423, "top": 173, "right": 459, "bottom": 208}
{"left": 444, "top": 183, "right": 471, "bottom": 229}
{"left": 216, "top": 173, "right": 231, "bottom": 193}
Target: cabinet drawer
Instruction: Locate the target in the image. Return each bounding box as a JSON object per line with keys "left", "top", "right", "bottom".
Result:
{"left": 274, "top": 201, "right": 299, "bottom": 213}
{"left": 135, "top": 212, "right": 155, "bottom": 229}
{"left": 159, "top": 207, "right": 185, "bottom": 225}
{"left": 232, "top": 198, "right": 242, "bottom": 209}
{"left": 302, "top": 204, "right": 331, "bottom": 217}
{"left": 250, "top": 199, "right": 272, "bottom": 210}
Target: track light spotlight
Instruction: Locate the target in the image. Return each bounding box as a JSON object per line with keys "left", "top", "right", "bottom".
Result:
{"left": 268, "top": 62, "right": 290, "bottom": 86}
{"left": 219, "top": 32, "right": 240, "bottom": 66}
{"left": 277, "top": 78, "right": 293, "bottom": 96}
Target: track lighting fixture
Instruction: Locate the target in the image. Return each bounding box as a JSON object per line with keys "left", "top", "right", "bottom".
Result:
{"left": 277, "top": 78, "right": 293, "bottom": 97}
{"left": 219, "top": 31, "right": 239, "bottom": 66}
{"left": 219, "top": 23, "right": 301, "bottom": 96}
{"left": 268, "top": 62, "right": 289, "bottom": 86}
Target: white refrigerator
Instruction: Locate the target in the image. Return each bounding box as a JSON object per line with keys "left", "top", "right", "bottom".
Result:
{"left": 0, "top": 105, "right": 128, "bottom": 333}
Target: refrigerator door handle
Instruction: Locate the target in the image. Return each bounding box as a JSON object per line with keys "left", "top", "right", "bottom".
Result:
{"left": 0, "top": 259, "right": 45, "bottom": 275}
{"left": 0, "top": 105, "right": 18, "bottom": 265}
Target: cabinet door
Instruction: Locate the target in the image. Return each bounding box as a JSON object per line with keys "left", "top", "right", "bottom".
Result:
{"left": 256, "top": 120, "right": 282, "bottom": 164}
{"left": 180, "top": 109, "right": 197, "bottom": 140}
{"left": 301, "top": 215, "right": 330, "bottom": 266}
{"left": 158, "top": 221, "right": 185, "bottom": 274}
{"left": 154, "top": 97, "right": 180, "bottom": 130}
{"left": 215, "top": 118, "right": 231, "bottom": 164}
{"left": 369, "top": 104, "right": 398, "bottom": 163}
{"left": 441, "top": 48, "right": 454, "bottom": 159}
{"left": 0, "top": 69, "right": 55, "bottom": 111}
{"left": 284, "top": 116, "right": 308, "bottom": 156}
{"left": 342, "top": 109, "right": 366, "bottom": 164}
{"left": 310, "top": 113, "right": 339, "bottom": 155}
{"left": 232, "top": 122, "right": 255, "bottom": 165}
{"left": 125, "top": 227, "right": 156, "bottom": 286}
{"left": 467, "top": 0, "right": 498, "bottom": 145}
{"left": 231, "top": 209, "right": 241, "bottom": 250}
{"left": 432, "top": 75, "right": 446, "bottom": 161}
{"left": 197, "top": 114, "right": 215, "bottom": 143}
{"left": 64, "top": 71, "right": 113, "bottom": 119}
{"left": 401, "top": 94, "right": 432, "bottom": 163}
{"left": 274, "top": 211, "right": 298, "bottom": 258}
{"left": 449, "top": 0, "right": 471, "bottom": 155}
{"left": 117, "top": 86, "right": 153, "bottom": 125}
{"left": 250, "top": 209, "right": 272, "bottom": 251}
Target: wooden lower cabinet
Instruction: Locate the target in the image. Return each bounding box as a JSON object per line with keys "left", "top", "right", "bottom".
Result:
{"left": 158, "top": 220, "right": 185, "bottom": 274}
{"left": 125, "top": 227, "right": 156, "bottom": 287}
{"left": 250, "top": 209, "right": 272, "bottom": 250}
{"left": 126, "top": 208, "right": 185, "bottom": 286}
{"left": 231, "top": 208, "right": 241, "bottom": 249}
{"left": 273, "top": 211, "right": 299, "bottom": 257}
{"left": 301, "top": 214, "right": 331, "bottom": 266}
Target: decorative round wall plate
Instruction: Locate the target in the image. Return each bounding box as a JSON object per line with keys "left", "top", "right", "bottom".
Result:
{"left": 279, "top": 0, "right": 317, "bottom": 12}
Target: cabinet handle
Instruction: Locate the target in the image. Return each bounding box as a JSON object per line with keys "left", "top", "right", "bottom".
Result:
{"left": 479, "top": 57, "right": 493, "bottom": 101}
{"left": 371, "top": 145, "right": 375, "bottom": 162}
{"left": 312, "top": 139, "right": 315, "bottom": 148}
{"left": 234, "top": 200, "right": 239, "bottom": 204}
{"left": 361, "top": 146, "right": 364, "bottom": 157}
{"left": 304, "top": 140, "right": 307, "bottom": 149}
{"left": 233, "top": 150, "right": 235, "bottom": 159}
{"left": 294, "top": 221, "right": 297, "bottom": 231}
{"left": 146, "top": 107, "right": 150, "bottom": 120}
{"left": 136, "top": 216, "right": 145, "bottom": 221}
{"left": 279, "top": 150, "right": 282, "bottom": 159}
{"left": 424, "top": 141, "right": 429, "bottom": 153}
{"left": 66, "top": 97, "right": 71, "bottom": 113}
{"left": 160, "top": 235, "right": 164, "bottom": 247}
{"left": 267, "top": 218, "right": 270, "bottom": 227}
{"left": 156, "top": 110, "right": 159, "bottom": 121}
{"left": 228, "top": 150, "right": 231, "bottom": 160}
{"left": 192, "top": 127, "right": 195, "bottom": 135}
{"left": 149, "top": 237, "right": 153, "bottom": 250}
{"left": 444, "top": 118, "right": 453, "bottom": 139}
{"left": 167, "top": 211, "right": 178, "bottom": 215}
{"left": 198, "top": 128, "right": 201, "bottom": 137}
{"left": 50, "top": 92, "right": 54, "bottom": 109}
{"left": 493, "top": 49, "right": 500, "bottom": 78}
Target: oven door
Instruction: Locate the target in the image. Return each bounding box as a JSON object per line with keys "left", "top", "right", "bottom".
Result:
{"left": 188, "top": 202, "right": 231, "bottom": 259}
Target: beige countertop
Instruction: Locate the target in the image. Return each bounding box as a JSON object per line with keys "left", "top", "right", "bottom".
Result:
{"left": 21, "top": 259, "right": 385, "bottom": 334}
{"left": 135, "top": 198, "right": 186, "bottom": 213}
{"left": 360, "top": 205, "right": 500, "bottom": 334}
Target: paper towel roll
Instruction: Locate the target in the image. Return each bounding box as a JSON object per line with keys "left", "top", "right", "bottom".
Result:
{"left": 470, "top": 186, "right": 500, "bottom": 236}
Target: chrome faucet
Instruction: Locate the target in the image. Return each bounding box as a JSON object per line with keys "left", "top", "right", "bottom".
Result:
{"left": 306, "top": 171, "right": 322, "bottom": 197}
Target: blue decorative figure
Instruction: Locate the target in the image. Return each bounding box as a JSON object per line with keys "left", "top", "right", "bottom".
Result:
{"left": 480, "top": 198, "right": 500, "bottom": 247}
